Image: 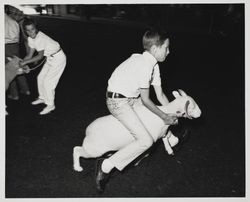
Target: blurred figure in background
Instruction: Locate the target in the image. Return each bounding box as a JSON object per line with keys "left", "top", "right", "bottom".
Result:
{"left": 5, "top": 5, "right": 30, "bottom": 100}
{"left": 7, "top": 5, "right": 31, "bottom": 56}
{"left": 5, "top": 56, "right": 31, "bottom": 115}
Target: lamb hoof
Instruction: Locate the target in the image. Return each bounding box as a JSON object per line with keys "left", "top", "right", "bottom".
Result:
{"left": 73, "top": 165, "right": 83, "bottom": 172}
{"left": 173, "top": 129, "right": 190, "bottom": 153}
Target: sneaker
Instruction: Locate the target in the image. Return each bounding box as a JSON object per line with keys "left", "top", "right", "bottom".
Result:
{"left": 31, "top": 99, "right": 44, "bottom": 105}
{"left": 39, "top": 105, "right": 55, "bottom": 115}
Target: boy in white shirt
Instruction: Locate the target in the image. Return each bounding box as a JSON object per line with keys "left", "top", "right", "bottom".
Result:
{"left": 95, "top": 29, "right": 178, "bottom": 192}
{"left": 20, "top": 18, "right": 67, "bottom": 115}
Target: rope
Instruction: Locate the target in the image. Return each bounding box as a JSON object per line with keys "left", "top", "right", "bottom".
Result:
{"left": 27, "top": 57, "right": 47, "bottom": 71}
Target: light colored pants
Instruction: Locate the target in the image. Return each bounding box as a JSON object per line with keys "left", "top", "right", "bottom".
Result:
{"left": 106, "top": 97, "right": 154, "bottom": 171}
{"left": 37, "top": 50, "right": 66, "bottom": 106}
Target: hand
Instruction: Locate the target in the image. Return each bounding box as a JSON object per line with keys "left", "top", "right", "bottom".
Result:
{"left": 17, "top": 68, "right": 24, "bottom": 75}
{"left": 162, "top": 113, "right": 178, "bottom": 125}
{"left": 19, "top": 61, "right": 26, "bottom": 66}
{"left": 22, "top": 65, "right": 31, "bottom": 73}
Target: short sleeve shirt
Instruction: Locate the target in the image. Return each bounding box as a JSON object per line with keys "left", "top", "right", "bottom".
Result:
{"left": 5, "top": 14, "right": 20, "bottom": 44}
{"left": 107, "top": 51, "right": 161, "bottom": 97}
{"left": 27, "top": 31, "right": 60, "bottom": 57}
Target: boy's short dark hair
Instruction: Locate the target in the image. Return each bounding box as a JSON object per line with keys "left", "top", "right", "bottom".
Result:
{"left": 22, "top": 17, "right": 37, "bottom": 29}
{"left": 142, "top": 29, "right": 169, "bottom": 51}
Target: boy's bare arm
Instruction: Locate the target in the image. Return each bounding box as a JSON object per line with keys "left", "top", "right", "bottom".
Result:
{"left": 23, "top": 47, "right": 35, "bottom": 60}
{"left": 153, "top": 85, "right": 169, "bottom": 106}
{"left": 139, "top": 88, "right": 177, "bottom": 125}
{"left": 21, "top": 49, "right": 44, "bottom": 66}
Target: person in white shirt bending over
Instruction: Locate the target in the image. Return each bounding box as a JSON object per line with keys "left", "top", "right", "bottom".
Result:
{"left": 20, "top": 18, "right": 67, "bottom": 115}
{"left": 95, "top": 28, "right": 178, "bottom": 192}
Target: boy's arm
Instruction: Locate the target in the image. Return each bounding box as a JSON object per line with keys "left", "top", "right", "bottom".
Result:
{"left": 139, "top": 88, "right": 177, "bottom": 125}
{"left": 23, "top": 47, "right": 35, "bottom": 60}
{"left": 153, "top": 85, "right": 169, "bottom": 106}
{"left": 21, "top": 49, "right": 44, "bottom": 66}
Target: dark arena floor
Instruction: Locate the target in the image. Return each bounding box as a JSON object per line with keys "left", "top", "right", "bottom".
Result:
{"left": 5, "top": 14, "right": 245, "bottom": 199}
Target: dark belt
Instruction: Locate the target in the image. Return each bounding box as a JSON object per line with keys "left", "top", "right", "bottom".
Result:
{"left": 106, "top": 91, "right": 126, "bottom": 98}
{"left": 50, "top": 48, "right": 62, "bottom": 57}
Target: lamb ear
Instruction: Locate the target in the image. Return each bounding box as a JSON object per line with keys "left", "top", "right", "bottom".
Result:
{"left": 185, "top": 100, "right": 193, "bottom": 119}
{"left": 178, "top": 89, "right": 187, "bottom": 96}
{"left": 172, "top": 91, "right": 181, "bottom": 98}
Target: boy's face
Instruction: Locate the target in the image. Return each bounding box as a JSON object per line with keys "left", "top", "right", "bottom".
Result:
{"left": 153, "top": 39, "right": 170, "bottom": 62}
{"left": 25, "top": 24, "right": 38, "bottom": 39}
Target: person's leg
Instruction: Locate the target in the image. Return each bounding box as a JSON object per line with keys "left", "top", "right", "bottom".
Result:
{"left": 5, "top": 43, "right": 20, "bottom": 100}
{"left": 36, "top": 63, "right": 49, "bottom": 101}
{"left": 105, "top": 98, "right": 154, "bottom": 171}
{"left": 42, "top": 53, "right": 66, "bottom": 107}
{"left": 8, "top": 80, "right": 19, "bottom": 100}
{"left": 39, "top": 53, "right": 66, "bottom": 114}
{"left": 31, "top": 63, "right": 49, "bottom": 106}
{"left": 96, "top": 98, "right": 154, "bottom": 192}
{"left": 16, "top": 75, "right": 30, "bottom": 95}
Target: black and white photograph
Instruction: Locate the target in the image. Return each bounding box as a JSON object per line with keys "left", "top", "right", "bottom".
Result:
{"left": 2, "top": 0, "right": 247, "bottom": 200}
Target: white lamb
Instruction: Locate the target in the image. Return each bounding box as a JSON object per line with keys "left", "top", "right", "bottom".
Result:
{"left": 73, "top": 89, "right": 201, "bottom": 172}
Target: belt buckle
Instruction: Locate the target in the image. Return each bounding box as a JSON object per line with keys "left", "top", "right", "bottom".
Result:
{"left": 106, "top": 91, "right": 124, "bottom": 99}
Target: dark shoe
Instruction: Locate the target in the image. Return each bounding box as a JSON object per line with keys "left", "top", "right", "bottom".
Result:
{"left": 95, "top": 158, "right": 110, "bottom": 193}
{"left": 173, "top": 129, "right": 190, "bottom": 153}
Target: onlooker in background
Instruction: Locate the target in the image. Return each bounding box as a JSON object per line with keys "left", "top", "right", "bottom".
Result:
{"left": 6, "top": 5, "right": 31, "bottom": 56}
{"left": 6, "top": 56, "right": 30, "bottom": 91}
{"left": 5, "top": 6, "right": 30, "bottom": 100}
{"left": 5, "top": 56, "right": 30, "bottom": 115}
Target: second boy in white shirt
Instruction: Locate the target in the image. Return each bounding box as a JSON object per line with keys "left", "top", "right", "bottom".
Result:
{"left": 20, "top": 18, "right": 67, "bottom": 115}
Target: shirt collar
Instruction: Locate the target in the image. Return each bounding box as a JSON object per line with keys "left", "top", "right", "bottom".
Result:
{"left": 142, "top": 51, "right": 158, "bottom": 67}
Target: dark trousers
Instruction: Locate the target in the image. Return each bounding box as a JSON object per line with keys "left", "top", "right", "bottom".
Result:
{"left": 5, "top": 43, "right": 30, "bottom": 98}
